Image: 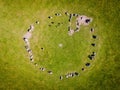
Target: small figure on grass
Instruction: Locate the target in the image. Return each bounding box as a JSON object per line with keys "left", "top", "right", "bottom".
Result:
{"left": 85, "top": 63, "right": 90, "bottom": 66}
{"left": 48, "top": 71, "right": 53, "bottom": 74}
{"left": 60, "top": 76, "right": 63, "bottom": 80}
{"left": 91, "top": 43, "right": 96, "bottom": 47}
{"left": 92, "top": 35, "right": 97, "bottom": 39}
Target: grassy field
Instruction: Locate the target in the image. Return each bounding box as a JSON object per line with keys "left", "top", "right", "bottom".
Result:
{"left": 0, "top": 0, "right": 120, "bottom": 90}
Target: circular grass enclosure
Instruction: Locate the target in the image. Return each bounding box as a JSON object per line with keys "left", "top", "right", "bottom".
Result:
{"left": 0, "top": 0, "right": 119, "bottom": 90}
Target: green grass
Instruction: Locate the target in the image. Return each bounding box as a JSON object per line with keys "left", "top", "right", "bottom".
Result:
{"left": 0, "top": 0, "right": 120, "bottom": 90}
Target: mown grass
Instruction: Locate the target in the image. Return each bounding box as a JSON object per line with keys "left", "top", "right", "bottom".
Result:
{"left": 0, "top": 0, "right": 120, "bottom": 90}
